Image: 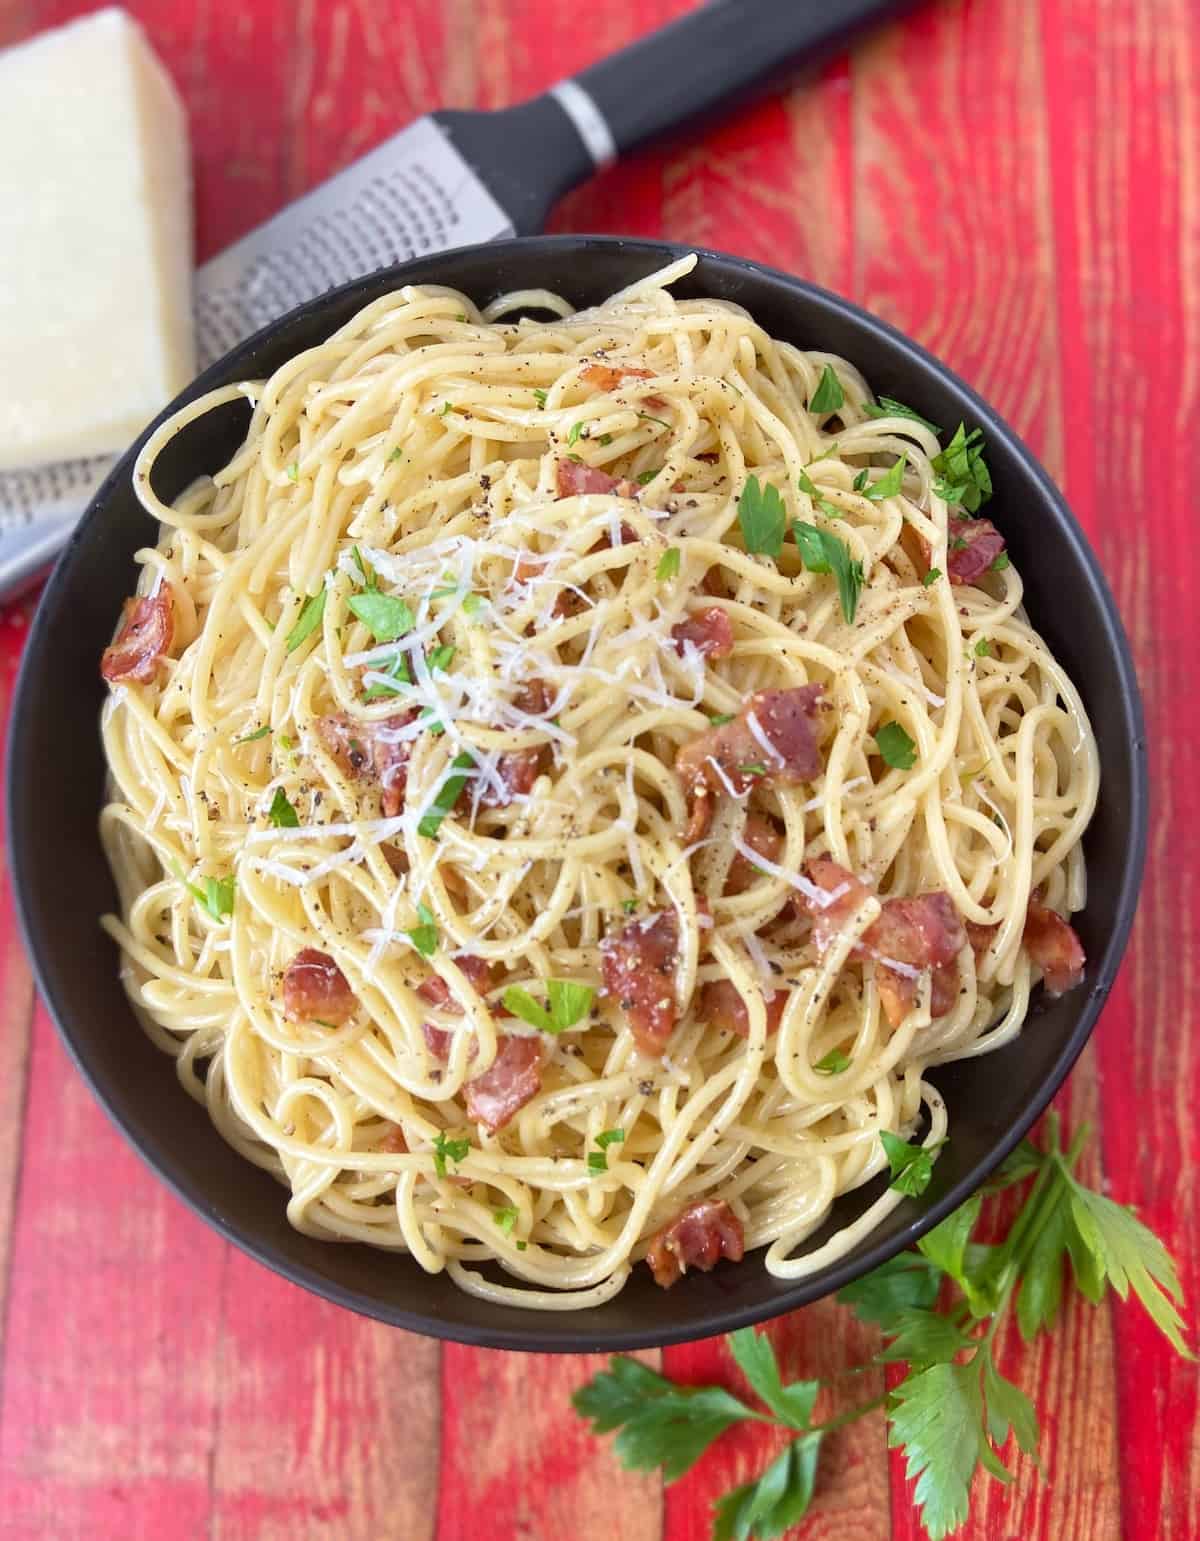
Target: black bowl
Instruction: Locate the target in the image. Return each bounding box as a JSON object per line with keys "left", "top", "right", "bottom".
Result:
{"left": 7, "top": 237, "right": 1147, "bottom": 1351}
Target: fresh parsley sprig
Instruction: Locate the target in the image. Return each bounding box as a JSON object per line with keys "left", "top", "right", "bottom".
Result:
{"left": 573, "top": 1116, "right": 1190, "bottom": 1541}
{"left": 502, "top": 979, "right": 595, "bottom": 1034}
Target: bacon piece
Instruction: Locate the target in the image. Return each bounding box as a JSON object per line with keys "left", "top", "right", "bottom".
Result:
{"left": 555, "top": 459, "right": 641, "bottom": 500}
{"left": 581, "top": 363, "right": 655, "bottom": 392}
{"left": 701, "top": 566, "right": 729, "bottom": 598}
{"left": 695, "top": 451, "right": 721, "bottom": 465}
{"left": 481, "top": 680, "right": 553, "bottom": 809}
{"left": 315, "top": 709, "right": 419, "bottom": 817}
{"left": 379, "top": 1125, "right": 408, "bottom": 1154}
{"left": 1024, "top": 898, "right": 1085, "bottom": 996}
{"left": 600, "top": 910, "right": 680, "bottom": 1054}
{"left": 418, "top": 954, "right": 498, "bottom": 1011}
{"left": 698, "top": 977, "right": 787, "bottom": 1038}
{"left": 282, "top": 948, "right": 356, "bottom": 1024}
{"left": 801, "top": 862, "right": 966, "bottom": 1027}
{"left": 965, "top": 919, "right": 999, "bottom": 964}
{"left": 464, "top": 1035, "right": 543, "bottom": 1132}
{"left": 947, "top": 517, "right": 1006, "bottom": 585}
{"left": 676, "top": 686, "right": 824, "bottom": 841}
{"left": 646, "top": 1199, "right": 745, "bottom": 1289}
{"left": 670, "top": 606, "right": 734, "bottom": 661}
{"left": 422, "top": 1021, "right": 455, "bottom": 1060}
{"left": 100, "top": 585, "right": 174, "bottom": 683}
{"left": 725, "top": 813, "right": 784, "bottom": 896}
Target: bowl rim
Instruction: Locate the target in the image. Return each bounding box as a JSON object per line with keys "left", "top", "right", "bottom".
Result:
{"left": 7, "top": 234, "right": 1149, "bottom": 1351}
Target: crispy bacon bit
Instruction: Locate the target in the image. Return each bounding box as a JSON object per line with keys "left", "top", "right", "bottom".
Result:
{"left": 646, "top": 1199, "right": 745, "bottom": 1289}
{"left": 698, "top": 977, "right": 787, "bottom": 1038}
{"left": 418, "top": 954, "right": 498, "bottom": 1011}
{"left": 315, "top": 709, "right": 419, "bottom": 817}
{"left": 801, "top": 861, "right": 966, "bottom": 1027}
{"left": 965, "top": 919, "right": 999, "bottom": 964}
{"left": 601, "top": 910, "right": 680, "bottom": 1054}
{"left": 700, "top": 566, "right": 729, "bottom": 598}
{"left": 695, "top": 451, "right": 721, "bottom": 465}
{"left": 481, "top": 680, "right": 553, "bottom": 809}
{"left": 100, "top": 585, "right": 174, "bottom": 683}
{"left": 725, "top": 813, "right": 785, "bottom": 896}
{"left": 1024, "top": 898, "right": 1085, "bottom": 996}
{"left": 422, "top": 1021, "right": 455, "bottom": 1060}
{"left": 555, "top": 459, "right": 641, "bottom": 500}
{"left": 676, "top": 686, "right": 824, "bottom": 841}
{"left": 379, "top": 1125, "right": 409, "bottom": 1154}
{"left": 464, "top": 1035, "right": 543, "bottom": 1131}
{"left": 670, "top": 606, "right": 734, "bottom": 660}
{"left": 947, "top": 517, "right": 1006, "bottom": 584}
{"left": 901, "top": 518, "right": 1006, "bottom": 587}
{"left": 581, "top": 363, "right": 655, "bottom": 392}
{"left": 282, "top": 948, "right": 356, "bottom": 1024}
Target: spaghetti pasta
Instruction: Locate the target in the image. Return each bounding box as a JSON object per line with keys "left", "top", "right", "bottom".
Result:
{"left": 98, "top": 255, "right": 1097, "bottom": 1308}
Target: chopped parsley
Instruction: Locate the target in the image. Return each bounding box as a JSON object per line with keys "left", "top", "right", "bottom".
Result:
{"left": 352, "top": 545, "right": 376, "bottom": 590}
{"left": 596, "top": 1128, "right": 626, "bottom": 1150}
{"left": 494, "top": 1205, "right": 519, "bottom": 1235}
{"left": 860, "top": 457, "right": 906, "bottom": 501}
{"left": 587, "top": 1151, "right": 609, "bottom": 1175}
{"left": 347, "top": 592, "right": 415, "bottom": 642}
{"left": 862, "top": 397, "right": 941, "bottom": 434}
{"left": 622, "top": 898, "right": 638, "bottom": 914}
{"left": 426, "top": 643, "right": 456, "bottom": 672}
{"left": 286, "top": 462, "right": 299, "bottom": 482}
{"left": 173, "top": 863, "right": 236, "bottom": 923}
{"left": 656, "top": 547, "right": 681, "bottom": 581}
{"left": 814, "top": 1048, "right": 852, "bottom": 1074}
{"left": 738, "top": 475, "right": 789, "bottom": 558}
{"left": 809, "top": 363, "right": 845, "bottom": 413}
{"left": 387, "top": 447, "right": 403, "bottom": 462}
{"left": 637, "top": 412, "right": 671, "bottom": 430}
{"left": 792, "top": 522, "right": 864, "bottom": 623}
{"left": 533, "top": 389, "right": 548, "bottom": 408}
{"left": 876, "top": 720, "right": 918, "bottom": 770}
{"left": 267, "top": 787, "right": 300, "bottom": 828}
{"left": 417, "top": 753, "right": 475, "bottom": 838}
{"left": 738, "top": 762, "right": 767, "bottom": 777}
{"left": 991, "top": 551, "right": 1010, "bottom": 572}
{"left": 880, "top": 1131, "right": 945, "bottom": 1197}
{"left": 361, "top": 651, "right": 411, "bottom": 701}
{"left": 589, "top": 1128, "right": 626, "bottom": 1175}
{"left": 433, "top": 1131, "right": 470, "bottom": 1180}
{"left": 797, "top": 468, "right": 843, "bottom": 521}
{"left": 501, "top": 979, "right": 595, "bottom": 1034}
{"left": 567, "top": 421, "right": 585, "bottom": 447}
{"left": 922, "top": 568, "right": 943, "bottom": 587}
{"left": 405, "top": 902, "right": 439, "bottom": 957}
{"left": 708, "top": 712, "right": 735, "bottom": 726}
{"left": 975, "top": 637, "right": 992, "bottom": 657}
{"left": 285, "top": 587, "right": 327, "bottom": 653}
{"left": 636, "top": 468, "right": 662, "bottom": 486}
{"left": 932, "top": 424, "right": 993, "bottom": 512}
{"left": 234, "top": 724, "right": 270, "bottom": 744}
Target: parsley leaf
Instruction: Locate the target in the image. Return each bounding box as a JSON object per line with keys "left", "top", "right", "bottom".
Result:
{"left": 361, "top": 650, "right": 411, "bottom": 701}
{"left": 352, "top": 545, "right": 376, "bottom": 590}
{"left": 738, "top": 476, "right": 789, "bottom": 559}
{"left": 286, "top": 462, "right": 299, "bottom": 482}
{"left": 432, "top": 1131, "right": 470, "bottom": 1180}
{"left": 880, "top": 1131, "right": 945, "bottom": 1197}
{"left": 708, "top": 712, "right": 735, "bottom": 726}
{"left": 426, "top": 643, "right": 456, "bottom": 672}
{"left": 814, "top": 1047, "right": 851, "bottom": 1074}
{"left": 657, "top": 546, "right": 681, "bottom": 581}
{"left": 347, "top": 592, "right": 415, "bottom": 642}
{"left": 405, "top": 902, "right": 439, "bottom": 958}
{"left": 267, "top": 787, "right": 300, "bottom": 828}
{"left": 571, "top": 1357, "right": 760, "bottom": 1482}
{"left": 974, "top": 637, "right": 991, "bottom": 657}
{"left": 587, "top": 1151, "right": 609, "bottom": 1175}
{"left": 837, "top": 1252, "right": 941, "bottom": 1326}
{"left": 797, "top": 468, "right": 843, "bottom": 521}
{"left": 922, "top": 567, "right": 942, "bottom": 587}
{"left": 532, "top": 388, "right": 548, "bottom": 408}
{"left": 887, "top": 1362, "right": 993, "bottom": 1540}
{"left": 494, "top": 1205, "right": 519, "bottom": 1235}
{"left": 502, "top": 980, "right": 594, "bottom": 1034}
{"left": 876, "top": 720, "right": 918, "bottom": 770}
{"left": 286, "top": 587, "right": 326, "bottom": 652}
{"left": 792, "top": 522, "right": 864, "bottom": 623}
{"left": 932, "top": 424, "right": 993, "bottom": 512}
{"left": 235, "top": 724, "right": 270, "bottom": 744}
{"left": 1066, "top": 1183, "right": 1192, "bottom": 1356}
{"left": 991, "top": 551, "right": 1010, "bottom": 572}
{"left": 417, "top": 753, "right": 475, "bottom": 838}
{"left": 808, "top": 363, "right": 844, "bottom": 413}
{"left": 728, "top": 1327, "right": 820, "bottom": 1431}
{"left": 596, "top": 1128, "right": 626, "bottom": 1150}
{"left": 636, "top": 468, "right": 661, "bottom": 486}
{"left": 174, "top": 863, "right": 236, "bottom": 923}
{"left": 713, "top": 1435, "right": 821, "bottom": 1541}
{"left": 567, "top": 421, "right": 585, "bottom": 447}
{"left": 860, "top": 456, "right": 906, "bottom": 501}
{"left": 863, "top": 397, "right": 941, "bottom": 433}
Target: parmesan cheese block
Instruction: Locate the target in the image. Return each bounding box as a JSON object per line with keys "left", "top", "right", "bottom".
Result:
{"left": 0, "top": 9, "right": 194, "bottom": 472}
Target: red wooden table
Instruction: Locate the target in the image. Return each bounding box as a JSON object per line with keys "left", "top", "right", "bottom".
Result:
{"left": 0, "top": 1, "right": 1196, "bottom": 1536}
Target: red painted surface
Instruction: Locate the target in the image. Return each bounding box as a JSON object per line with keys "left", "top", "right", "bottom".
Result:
{"left": 0, "top": 1, "right": 1196, "bottom": 1537}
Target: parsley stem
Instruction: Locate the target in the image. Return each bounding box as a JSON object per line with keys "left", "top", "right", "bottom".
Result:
{"left": 809, "top": 1391, "right": 888, "bottom": 1435}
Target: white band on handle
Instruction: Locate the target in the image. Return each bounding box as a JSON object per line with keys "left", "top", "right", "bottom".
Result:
{"left": 549, "top": 80, "right": 619, "bottom": 171}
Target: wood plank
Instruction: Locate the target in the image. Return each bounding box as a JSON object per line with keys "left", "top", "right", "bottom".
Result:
{"left": 208, "top": 1259, "right": 440, "bottom": 1541}
{"left": 0, "top": 1006, "right": 223, "bottom": 1541}
{"left": 1040, "top": 0, "right": 1200, "bottom": 1534}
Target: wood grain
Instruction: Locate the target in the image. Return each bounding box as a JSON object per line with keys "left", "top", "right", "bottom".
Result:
{"left": 1, "top": 0, "right": 1197, "bottom": 1537}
